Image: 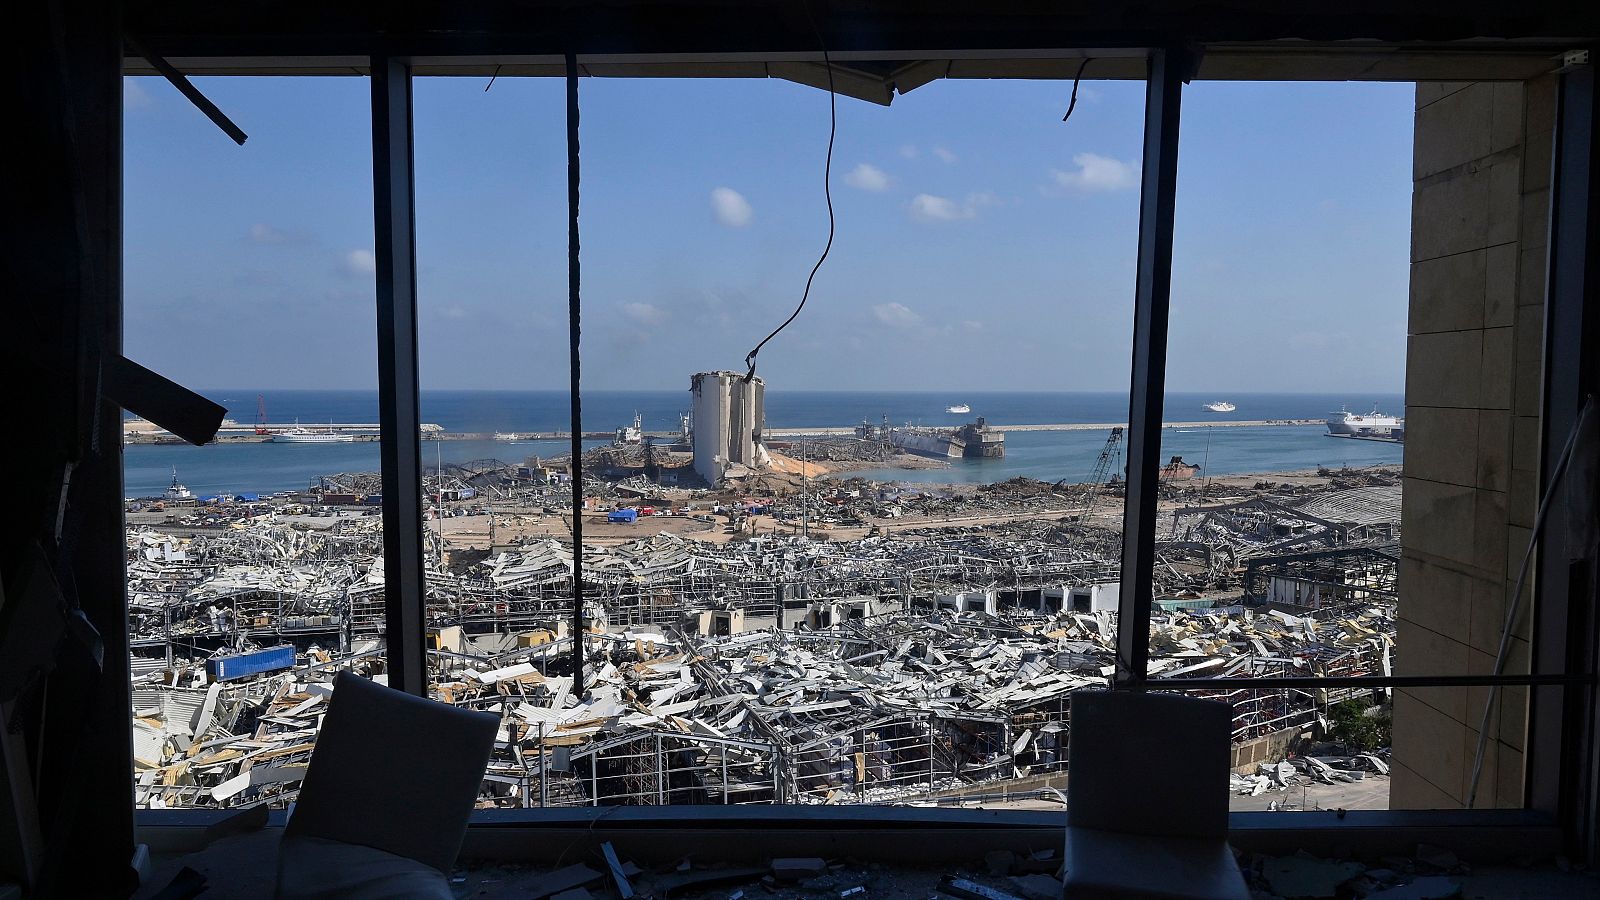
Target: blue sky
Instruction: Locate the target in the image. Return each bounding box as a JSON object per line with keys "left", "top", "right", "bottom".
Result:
{"left": 123, "top": 74, "right": 1413, "bottom": 393}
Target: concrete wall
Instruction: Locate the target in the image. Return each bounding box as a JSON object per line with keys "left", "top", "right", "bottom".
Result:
{"left": 1391, "top": 79, "right": 1554, "bottom": 809}
{"left": 1233, "top": 726, "right": 1305, "bottom": 774}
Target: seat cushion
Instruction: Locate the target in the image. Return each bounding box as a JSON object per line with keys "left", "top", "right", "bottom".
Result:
{"left": 1062, "top": 827, "right": 1250, "bottom": 900}
{"left": 276, "top": 836, "right": 454, "bottom": 900}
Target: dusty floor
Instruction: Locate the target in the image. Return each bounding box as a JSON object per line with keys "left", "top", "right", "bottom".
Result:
{"left": 134, "top": 827, "right": 1600, "bottom": 900}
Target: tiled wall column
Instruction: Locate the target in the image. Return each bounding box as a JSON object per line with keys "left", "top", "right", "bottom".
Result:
{"left": 1391, "top": 78, "right": 1554, "bottom": 809}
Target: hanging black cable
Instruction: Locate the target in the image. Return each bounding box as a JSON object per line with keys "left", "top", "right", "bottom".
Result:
{"left": 565, "top": 53, "right": 586, "bottom": 697}
{"left": 743, "top": 6, "right": 835, "bottom": 382}
{"left": 1061, "top": 57, "right": 1092, "bottom": 122}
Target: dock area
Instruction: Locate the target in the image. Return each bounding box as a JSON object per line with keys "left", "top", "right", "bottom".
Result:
{"left": 767, "top": 418, "right": 1323, "bottom": 437}
{"left": 126, "top": 418, "right": 1327, "bottom": 444}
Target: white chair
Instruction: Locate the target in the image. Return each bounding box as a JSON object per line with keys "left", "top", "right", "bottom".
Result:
{"left": 1061, "top": 689, "right": 1251, "bottom": 900}
{"left": 276, "top": 672, "right": 499, "bottom": 900}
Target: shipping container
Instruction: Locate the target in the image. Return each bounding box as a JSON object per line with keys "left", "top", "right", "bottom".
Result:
{"left": 206, "top": 645, "right": 296, "bottom": 681}
{"left": 607, "top": 508, "right": 639, "bottom": 524}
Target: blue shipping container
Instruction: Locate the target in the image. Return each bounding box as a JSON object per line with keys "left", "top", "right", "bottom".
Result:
{"left": 207, "top": 645, "right": 296, "bottom": 681}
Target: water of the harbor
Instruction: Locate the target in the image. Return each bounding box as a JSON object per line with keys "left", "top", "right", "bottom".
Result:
{"left": 123, "top": 390, "right": 1404, "bottom": 497}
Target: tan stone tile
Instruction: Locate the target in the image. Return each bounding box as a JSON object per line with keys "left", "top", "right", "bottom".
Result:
{"left": 1404, "top": 406, "right": 1479, "bottom": 487}
{"left": 1466, "top": 651, "right": 1531, "bottom": 756}
{"left": 1462, "top": 729, "right": 1500, "bottom": 807}
{"left": 1390, "top": 759, "right": 1461, "bottom": 810}
{"left": 1473, "top": 488, "right": 1509, "bottom": 580}
{"left": 1489, "top": 82, "right": 1525, "bottom": 155}
{"left": 1511, "top": 415, "right": 1541, "bottom": 473}
{"left": 1476, "top": 410, "right": 1511, "bottom": 492}
{"left": 1403, "top": 477, "right": 1478, "bottom": 563}
{"left": 1506, "top": 524, "right": 1534, "bottom": 583}
{"left": 1524, "top": 76, "right": 1557, "bottom": 143}
{"left": 1498, "top": 684, "right": 1531, "bottom": 754}
{"left": 1410, "top": 250, "right": 1485, "bottom": 334}
{"left": 1390, "top": 693, "right": 1468, "bottom": 806}
{"left": 1461, "top": 734, "right": 1524, "bottom": 809}
{"left": 1517, "top": 245, "right": 1547, "bottom": 307}
{"left": 1520, "top": 188, "right": 1550, "bottom": 251}
{"left": 1396, "top": 622, "right": 1471, "bottom": 725}
{"left": 1484, "top": 242, "right": 1517, "bottom": 328}
{"left": 1495, "top": 741, "right": 1526, "bottom": 807}
{"left": 1415, "top": 83, "right": 1494, "bottom": 180}
{"left": 1397, "top": 554, "right": 1473, "bottom": 645}
{"left": 1466, "top": 575, "right": 1524, "bottom": 658}
{"left": 1508, "top": 466, "right": 1537, "bottom": 529}
{"left": 1488, "top": 160, "right": 1523, "bottom": 246}
{"left": 1416, "top": 82, "right": 1472, "bottom": 110}
{"left": 1413, "top": 167, "right": 1491, "bottom": 262}
{"left": 1480, "top": 327, "right": 1515, "bottom": 411}
{"left": 1522, "top": 119, "right": 1553, "bottom": 194}
{"left": 1406, "top": 331, "right": 1483, "bottom": 408}
{"left": 1513, "top": 305, "right": 1545, "bottom": 418}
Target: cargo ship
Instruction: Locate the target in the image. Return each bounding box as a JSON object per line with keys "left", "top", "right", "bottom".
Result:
{"left": 1326, "top": 405, "right": 1402, "bottom": 436}
{"left": 888, "top": 418, "right": 1005, "bottom": 459}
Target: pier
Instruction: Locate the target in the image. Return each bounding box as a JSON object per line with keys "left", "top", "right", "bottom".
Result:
{"left": 766, "top": 418, "right": 1325, "bottom": 437}
{"left": 124, "top": 418, "right": 1328, "bottom": 445}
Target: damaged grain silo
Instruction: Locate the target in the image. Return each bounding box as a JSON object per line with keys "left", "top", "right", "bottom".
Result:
{"left": 691, "top": 370, "right": 769, "bottom": 486}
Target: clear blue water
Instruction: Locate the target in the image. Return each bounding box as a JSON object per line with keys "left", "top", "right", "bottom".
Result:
{"left": 124, "top": 390, "right": 1403, "bottom": 497}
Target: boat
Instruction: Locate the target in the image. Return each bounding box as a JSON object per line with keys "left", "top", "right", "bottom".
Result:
{"left": 272, "top": 420, "right": 355, "bottom": 443}
{"left": 163, "top": 467, "right": 194, "bottom": 501}
{"left": 1204, "top": 401, "right": 1236, "bottom": 413}
{"left": 945, "top": 403, "right": 971, "bottom": 414}
{"left": 889, "top": 418, "right": 1005, "bottom": 459}
{"left": 1326, "top": 405, "right": 1402, "bottom": 436}
{"left": 493, "top": 432, "right": 519, "bottom": 441}
{"left": 890, "top": 427, "right": 966, "bottom": 459}
{"left": 614, "top": 412, "right": 644, "bottom": 445}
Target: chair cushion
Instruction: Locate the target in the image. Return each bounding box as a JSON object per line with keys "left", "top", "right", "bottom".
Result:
{"left": 275, "top": 835, "right": 453, "bottom": 900}
{"left": 1062, "top": 827, "right": 1250, "bottom": 900}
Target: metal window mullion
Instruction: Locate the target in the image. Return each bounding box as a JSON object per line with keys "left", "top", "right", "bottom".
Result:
{"left": 1115, "top": 47, "right": 1185, "bottom": 689}
{"left": 1532, "top": 61, "right": 1598, "bottom": 853}
{"left": 370, "top": 54, "right": 428, "bottom": 697}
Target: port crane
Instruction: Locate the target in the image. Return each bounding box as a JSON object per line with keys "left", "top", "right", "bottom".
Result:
{"left": 1079, "top": 427, "right": 1124, "bottom": 521}
{"left": 254, "top": 394, "right": 272, "bottom": 435}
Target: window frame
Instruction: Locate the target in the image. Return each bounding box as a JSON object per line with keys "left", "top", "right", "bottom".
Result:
{"left": 120, "top": 40, "right": 1597, "bottom": 848}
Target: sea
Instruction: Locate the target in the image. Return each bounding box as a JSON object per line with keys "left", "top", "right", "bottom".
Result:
{"left": 123, "top": 390, "right": 1405, "bottom": 498}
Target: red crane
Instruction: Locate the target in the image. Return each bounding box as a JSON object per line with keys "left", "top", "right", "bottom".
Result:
{"left": 254, "top": 394, "right": 271, "bottom": 435}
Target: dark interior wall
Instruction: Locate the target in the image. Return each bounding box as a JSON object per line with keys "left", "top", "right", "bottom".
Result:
{"left": 119, "top": 1, "right": 1600, "bottom": 55}
{"left": 4, "top": 1, "right": 133, "bottom": 896}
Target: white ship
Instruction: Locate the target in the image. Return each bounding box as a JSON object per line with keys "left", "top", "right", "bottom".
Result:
{"left": 945, "top": 403, "right": 971, "bottom": 414}
{"left": 1327, "top": 405, "right": 1402, "bottom": 436}
{"left": 163, "top": 467, "right": 194, "bottom": 501}
{"left": 493, "top": 432, "right": 520, "bottom": 441}
{"left": 1204, "top": 401, "right": 1236, "bottom": 413}
{"left": 614, "top": 412, "right": 644, "bottom": 445}
{"left": 272, "top": 420, "right": 355, "bottom": 443}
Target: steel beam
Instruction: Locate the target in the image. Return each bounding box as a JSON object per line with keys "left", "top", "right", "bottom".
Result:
{"left": 370, "top": 55, "right": 428, "bottom": 697}
{"left": 1114, "top": 47, "right": 1185, "bottom": 689}
{"left": 566, "top": 53, "right": 587, "bottom": 697}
